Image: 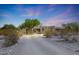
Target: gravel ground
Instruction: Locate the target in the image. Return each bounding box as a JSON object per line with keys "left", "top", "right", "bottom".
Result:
{"left": 0, "top": 35, "right": 79, "bottom": 55}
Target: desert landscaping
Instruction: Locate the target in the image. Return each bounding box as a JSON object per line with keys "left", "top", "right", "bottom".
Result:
{"left": 0, "top": 4, "right": 79, "bottom": 55}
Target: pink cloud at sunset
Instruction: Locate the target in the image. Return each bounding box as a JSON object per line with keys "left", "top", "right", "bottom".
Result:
{"left": 42, "top": 6, "right": 77, "bottom": 27}
{"left": 26, "top": 8, "right": 41, "bottom": 17}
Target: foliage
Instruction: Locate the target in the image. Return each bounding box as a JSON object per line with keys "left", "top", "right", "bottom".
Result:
{"left": 43, "top": 28, "right": 53, "bottom": 38}
{"left": 1, "top": 24, "right": 17, "bottom": 30}
{"left": 63, "top": 23, "right": 79, "bottom": 33}
{"left": 19, "top": 19, "right": 40, "bottom": 34}
{"left": 0, "top": 24, "right": 19, "bottom": 47}
{"left": 0, "top": 29, "right": 19, "bottom": 47}
{"left": 19, "top": 19, "right": 40, "bottom": 29}
{"left": 61, "top": 23, "right": 79, "bottom": 42}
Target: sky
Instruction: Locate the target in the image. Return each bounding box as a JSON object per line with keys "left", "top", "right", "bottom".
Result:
{"left": 0, "top": 4, "right": 79, "bottom": 27}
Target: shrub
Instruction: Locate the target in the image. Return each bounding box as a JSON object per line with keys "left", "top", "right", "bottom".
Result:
{"left": 61, "top": 23, "right": 79, "bottom": 42}
{"left": 0, "top": 29, "right": 19, "bottom": 47}
{"left": 43, "top": 28, "right": 53, "bottom": 38}
{"left": 60, "top": 32, "right": 78, "bottom": 42}
{"left": 17, "top": 29, "right": 26, "bottom": 36}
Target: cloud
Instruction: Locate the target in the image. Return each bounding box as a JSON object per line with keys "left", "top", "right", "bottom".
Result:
{"left": 47, "top": 4, "right": 56, "bottom": 12}
{"left": 15, "top": 5, "right": 56, "bottom": 18}
{"left": 0, "top": 13, "right": 10, "bottom": 18}
{"left": 42, "top": 6, "right": 77, "bottom": 27}
{"left": 29, "top": 9, "right": 40, "bottom": 17}
{"left": 42, "top": 19, "right": 75, "bottom": 27}
{"left": 21, "top": 7, "right": 41, "bottom": 18}
{"left": 13, "top": 5, "right": 25, "bottom": 12}
{"left": 47, "top": 4, "right": 57, "bottom": 8}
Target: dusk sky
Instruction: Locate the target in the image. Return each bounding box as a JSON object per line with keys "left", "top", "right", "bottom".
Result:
{"left": 0, "top": 4, "right": 79, "bottom": 27}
